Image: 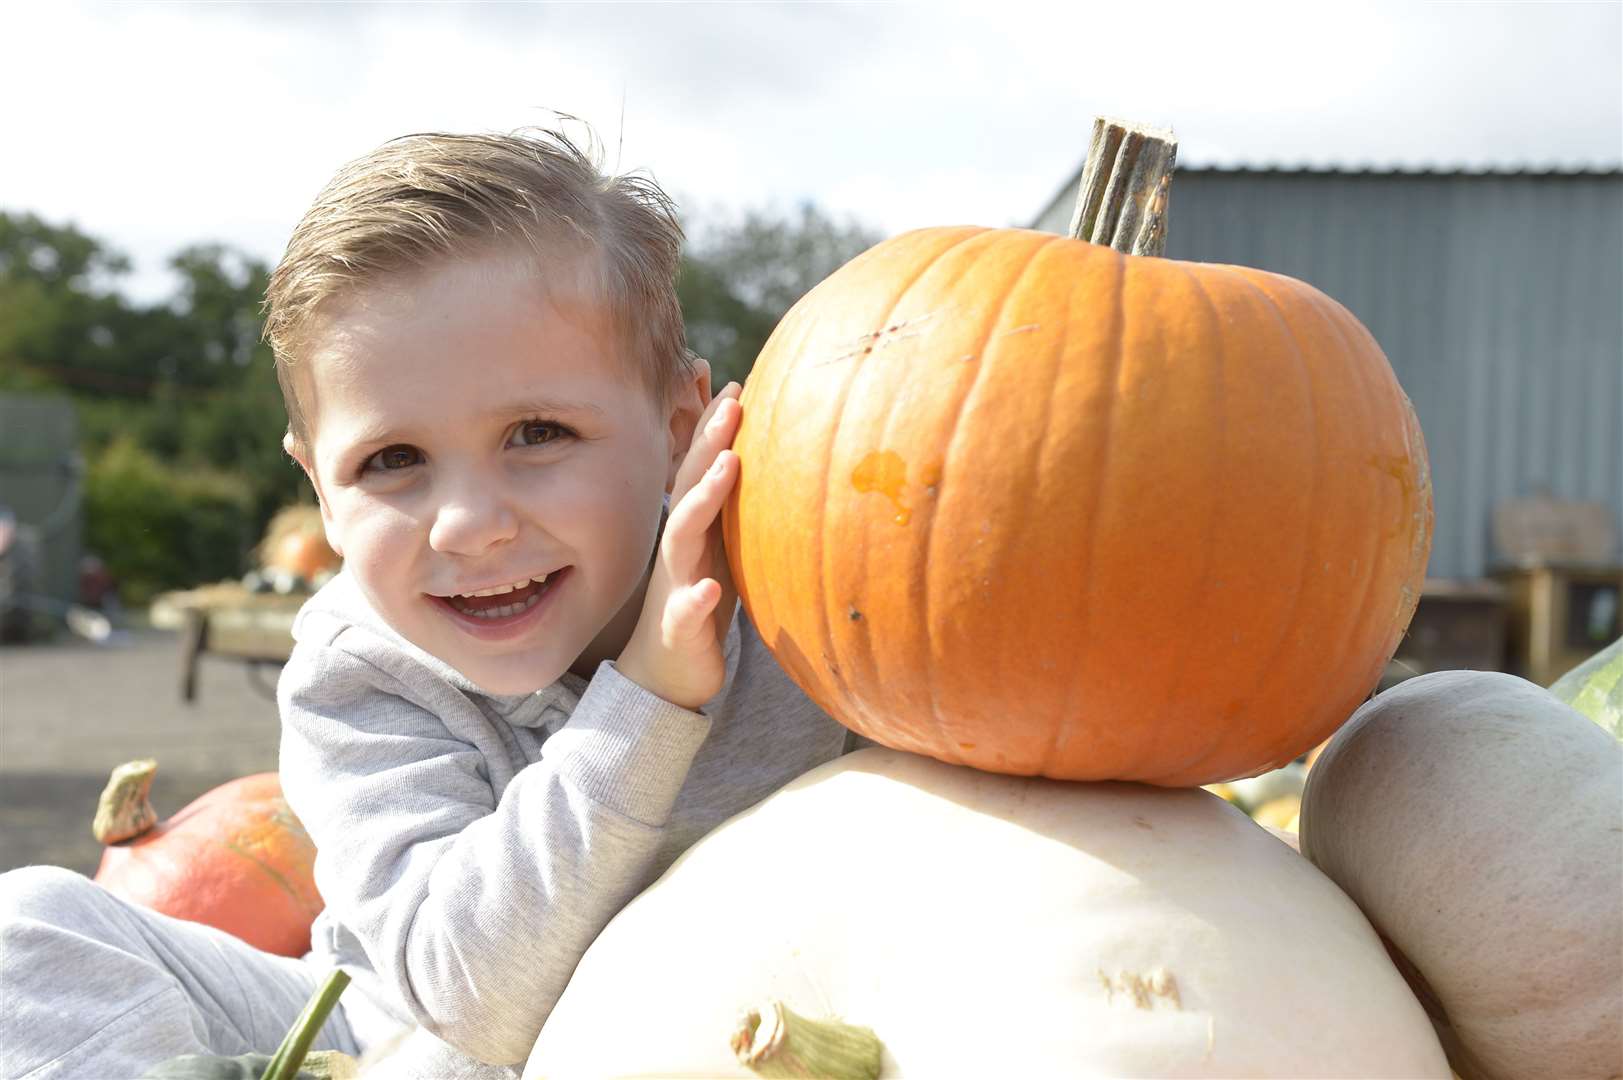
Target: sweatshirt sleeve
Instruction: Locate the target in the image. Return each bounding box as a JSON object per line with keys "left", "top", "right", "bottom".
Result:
{"left": 278, "top": 637, "right": 712, "bottom": 1066}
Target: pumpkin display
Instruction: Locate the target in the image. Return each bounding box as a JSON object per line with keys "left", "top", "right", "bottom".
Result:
{"left": 526, "top": 748, "right": 1449, "bottom": 1079}
{"left": 93, "top": 759, "right": 324, "bottom": 957}
{"left": 1299, "top": 670, "right": 1623, "bottom": 1080}
{"left": 721, "top": 125, "right": 1431, "bottom": 786}
{"left": 256, "top": 505, "right": 341, "bottom": 583}
{"left": 267, "top": 531, "right": 341, "bottom": 582}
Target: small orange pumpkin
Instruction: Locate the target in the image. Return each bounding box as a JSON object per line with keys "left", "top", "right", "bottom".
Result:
{"left": 724, "top": 214, "right": 1430, "bottom": 786}
{"left": 267, "top": 529, "right": 341, "bottom": 581}
{"left": 92, "top": 760, "right": 323, "bottom": 956}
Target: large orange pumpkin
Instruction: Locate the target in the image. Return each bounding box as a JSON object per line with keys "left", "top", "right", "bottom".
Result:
{"left": 93, "top": 761, "right": 324, "bottom": 956}
{"left": 723, "top": 225, "right": 1431, "bottom": 786}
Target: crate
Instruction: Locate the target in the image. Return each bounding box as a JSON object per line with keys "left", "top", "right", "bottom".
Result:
{"left": 1490, "top": 562, "right": 1623, "bottom": 687}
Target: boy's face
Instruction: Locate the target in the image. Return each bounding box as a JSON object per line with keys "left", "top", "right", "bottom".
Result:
{"left": 292, "top": 252, "right": 703, "bottom": 695}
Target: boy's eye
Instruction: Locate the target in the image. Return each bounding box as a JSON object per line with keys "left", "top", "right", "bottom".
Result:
{"left": 509, "top": 419, "right": 570, "bottom": 448}
{"left": 365, "top": 445, "right": 423, "bottom": 472}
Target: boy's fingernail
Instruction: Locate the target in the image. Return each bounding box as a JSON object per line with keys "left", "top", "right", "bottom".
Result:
{"left": 710, "top": 455, "right": 728, "bottom": 476}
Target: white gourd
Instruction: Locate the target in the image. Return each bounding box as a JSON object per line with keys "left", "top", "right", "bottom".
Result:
{"left": 1301, "top": 670, "right": 1623, "bottom": 1080}
{"left": 526, "top": 748, "right": 1449, "bottom": 1079}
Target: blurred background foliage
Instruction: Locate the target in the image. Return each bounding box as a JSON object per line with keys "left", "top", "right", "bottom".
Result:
{"left": 0, "top": 205, "right": 879, "bottom": 604}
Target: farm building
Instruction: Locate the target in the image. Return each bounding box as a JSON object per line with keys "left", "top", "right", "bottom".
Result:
{"left": 1031, "top": 164, "right": 1623, "bottom": 684}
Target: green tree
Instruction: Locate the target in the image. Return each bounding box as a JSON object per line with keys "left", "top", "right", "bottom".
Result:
{"left": 679, "top": 203, "right": 880, "bottom": 388}
{"left": 0, "top": 212, "right": 137, "bottom": 397}
{"left": 2, "top": 212, "right": 305, "bottom": 600}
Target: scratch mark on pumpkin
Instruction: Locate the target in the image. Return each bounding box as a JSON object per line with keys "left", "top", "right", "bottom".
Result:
{"left": 1099, "top": 968, "right": 1183, "bottom": 1011}
{"left": 822, "top": 312, "right": 938, "bottom": 365}
{"left": 1000, "top": 323, "right": 1040, "bottom": 336}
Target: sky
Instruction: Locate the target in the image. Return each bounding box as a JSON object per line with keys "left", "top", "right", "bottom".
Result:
{"left": 4, "top": 1, "right": 1620, "bottom": 304}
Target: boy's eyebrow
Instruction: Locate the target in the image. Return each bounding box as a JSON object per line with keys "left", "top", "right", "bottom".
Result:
{"left": 499, "top": 398, "right": 606, "bottom": 420}
{"left": 338, "top": 399, "right": 607, "bottom": 449}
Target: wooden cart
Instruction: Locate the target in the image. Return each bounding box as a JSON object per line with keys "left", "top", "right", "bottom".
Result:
{"left": 149, "top": 584, "right": 305, "bottom": 702}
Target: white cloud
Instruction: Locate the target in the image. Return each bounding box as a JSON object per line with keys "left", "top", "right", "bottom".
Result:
{"left": 3, "top": 0, "right": 1616, "bottom": 303}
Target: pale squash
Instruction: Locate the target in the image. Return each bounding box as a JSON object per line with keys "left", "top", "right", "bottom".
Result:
{"left": 527, "top": 749, "right": 1447, "bottom": 1079}
{"left": 1300, "top": 670, "right": 1623, "bottom": 1080}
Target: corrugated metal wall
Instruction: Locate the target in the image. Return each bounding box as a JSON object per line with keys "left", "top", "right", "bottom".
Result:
{"left": 0, "top": 393, "right": 83, "bottom": 605}
{"left": 1033, "top": 168, "right": 1623, "bottom": 581}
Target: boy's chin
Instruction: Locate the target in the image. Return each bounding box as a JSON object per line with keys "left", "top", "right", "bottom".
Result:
{"left": 450, "top": 655, "right": 569, "bottom": 698}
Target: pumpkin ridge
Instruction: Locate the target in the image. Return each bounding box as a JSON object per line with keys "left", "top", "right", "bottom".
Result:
{"left": 1149, "top": 258, "right": 1231, "bottom": 780}
{"left": 739, "top": 288, "right": 821, "bottom": 665}
{"left": 1212, "top": 268, "right": 1327, "bottom": 776}
{"left": 1050, "top": 245, "right": 1131, "bottom": 771}
{"left": 1038, "top": 243, "right": 1129, "bottom": 769}
{"left": 1272, "top": 276, "right": 1415, "bottom": 756}
{"left": 815, "top": 229, "right": 986, "bottom": 738}
{"left": 1309, "top": 286, "right": 1411, "bottom": 736}
{"left": 1026, "top": 245, "right": 1083, "bottom": 775}
{"left": 919, "top": 233, "right": 1062, "bottom": 768}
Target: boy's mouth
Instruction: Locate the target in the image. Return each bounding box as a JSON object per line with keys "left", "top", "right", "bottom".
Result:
{"left": 436, "top": 570, "right": 564, "bottom": 620}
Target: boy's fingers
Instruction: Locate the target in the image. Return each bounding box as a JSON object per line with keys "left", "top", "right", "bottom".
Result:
{"left": 664, "top": 450, "right": 736, "bottom": 565}
{"left": 671, "top": 394, "right": 736, "bottom": 493}
{"left": 671, "top": 394, "right": 741, "bottom": 504}
{"left": 687, "top": 381, "right": 739, "bottom": 450}
{"left": 662, "top": 579, "right": 721, "bottom": 643}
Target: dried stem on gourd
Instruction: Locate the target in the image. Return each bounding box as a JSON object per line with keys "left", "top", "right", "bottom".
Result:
{"left": 262, "top": 969, "right": 352, "bottom": 1080}
{"left": 1068, "top": 116, "right": 1179, "bottom": 256}
{"left": 296, "top": 1050, "right": 360, "bottom": 1080}
{"left": 92, "top": 758, "right": 159, "bottom": 844}
{"left": 731, "top": 999, "right": 882, "bottom": 1079}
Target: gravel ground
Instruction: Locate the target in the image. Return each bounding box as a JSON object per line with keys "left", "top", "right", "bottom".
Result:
{"left": 0, "top": 626, "right": 285, "bottom": 875}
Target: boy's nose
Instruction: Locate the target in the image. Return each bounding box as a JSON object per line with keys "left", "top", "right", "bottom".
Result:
{"left": 428, "top": 490, "right": 520, "bottom": 556}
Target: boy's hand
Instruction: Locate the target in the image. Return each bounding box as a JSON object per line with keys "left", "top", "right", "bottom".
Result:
{"left": 617, "top": 382, "right": 743, "bottom": 710}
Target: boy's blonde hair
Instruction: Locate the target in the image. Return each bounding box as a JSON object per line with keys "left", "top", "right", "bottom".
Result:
{"left": 264, "top": 126, "right": 695, "bottom": 453}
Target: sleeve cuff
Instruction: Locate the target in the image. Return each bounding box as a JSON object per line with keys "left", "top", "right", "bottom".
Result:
{"left": 547, "top": 660, "right": 713, "bottom": 826}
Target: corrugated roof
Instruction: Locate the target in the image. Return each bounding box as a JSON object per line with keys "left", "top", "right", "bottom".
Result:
{"left": 1036, "top": 162, "right": 1623, "bottom": 233}
{"left": 1178, "top": 163, "right": 1622, "bottom": 175}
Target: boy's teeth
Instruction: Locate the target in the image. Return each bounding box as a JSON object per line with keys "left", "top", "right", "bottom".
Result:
{"left": 462, "top": 573, "right": 549, "bottom": 599}
{"left": 459, "top": 590, "right": 545, "bottom": 620}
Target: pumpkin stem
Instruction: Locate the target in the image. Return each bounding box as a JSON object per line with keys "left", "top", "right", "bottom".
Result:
{"left": 1068, "top": 117, "right": 1179, "bottom": 256}
{"left": 92, "top": 758, "right": 160, "bottom": 844}
{"left": 262, "top": 969, "right": 352, "bottom": 1080}
{"left": 731, "top": 999, "right": 882, "bottom": 1079}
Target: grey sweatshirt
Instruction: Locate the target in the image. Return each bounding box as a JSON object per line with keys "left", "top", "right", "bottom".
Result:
{"left": 277, "top": 570, "right": 852, "bottom": 1068}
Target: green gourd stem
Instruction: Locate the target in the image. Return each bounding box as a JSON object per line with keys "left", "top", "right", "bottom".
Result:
{"left": 1068, "top": 116, "right": 1179, "bottom": 256}
{"left": 262, "top": 970, "right": 351, "bottom": 1080}
{"left": 730, "top": 999, "right": 882, "bottom": 1079}
{"left": 92, "top": 758, "right": 160, "bottom": 844}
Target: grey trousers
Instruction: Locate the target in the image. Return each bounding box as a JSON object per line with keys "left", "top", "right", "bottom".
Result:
{"left": 0, "top": 865, "right": 363, "bottom": 1080}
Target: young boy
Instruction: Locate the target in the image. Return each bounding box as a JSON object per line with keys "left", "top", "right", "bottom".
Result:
{"left": 0, "top": 129, "right": 853, "bottom": 1079}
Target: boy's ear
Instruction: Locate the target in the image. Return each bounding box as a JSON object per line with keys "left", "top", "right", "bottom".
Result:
{"left": 283, "top": 431, "right": 344, "bottom": 558}
{"left": 665, "top": 356, "right": 714, "bottom": 493}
